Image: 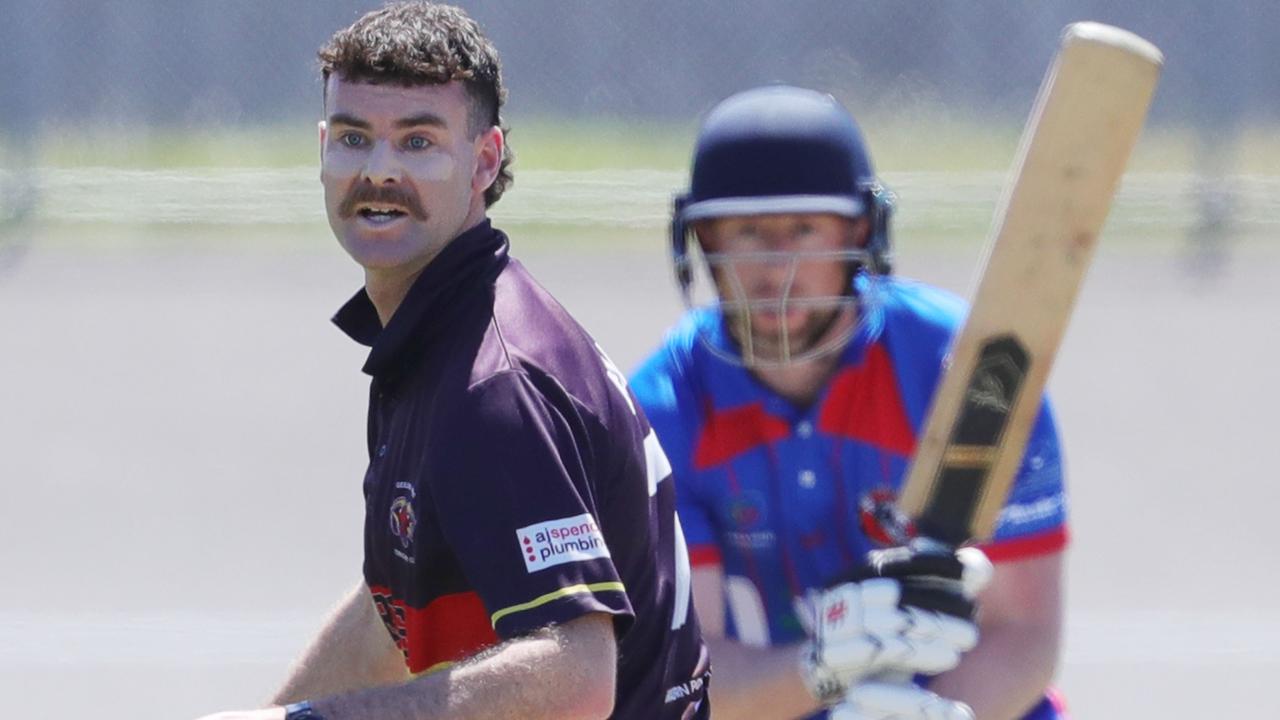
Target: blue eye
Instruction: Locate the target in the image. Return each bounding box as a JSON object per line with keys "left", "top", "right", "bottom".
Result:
{"left": 340, "top": 133, "right": 365, "bottom": 148}
{"left": 406, "top": 136, "right": 431, "bottom": 150}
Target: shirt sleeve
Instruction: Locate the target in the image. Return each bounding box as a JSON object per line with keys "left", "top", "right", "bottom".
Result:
{"left": 630, "top": 344, "right": 722, "bottom": 568}
{"left": 426, "top": 371, "right": 634, "bottom": 640}
{"left": 981, "top": 396, "right": 1070, "bottom": 562}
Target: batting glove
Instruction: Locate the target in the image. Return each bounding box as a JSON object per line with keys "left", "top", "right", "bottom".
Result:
{"left": 797, "top": 544, "right": 992, "bottom": 705}
{"left": 831, "top": 682, "right": 975, "bottom": 720}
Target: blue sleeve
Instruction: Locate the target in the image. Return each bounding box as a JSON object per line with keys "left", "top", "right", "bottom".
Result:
{"left": 631, "top": 341, "right": 722, "bottom": 567}
{"left": 985, "top": 397, "right": 1070, "bottom": 560}
{"left": 880, "top": 280, "right": 1069, "bottom": 560}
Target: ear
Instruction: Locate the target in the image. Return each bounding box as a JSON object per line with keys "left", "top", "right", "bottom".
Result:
{"left": 472, "top": 126, "right": 504, "bottom": 195}
{"left": 691, "top": 219, "right": 716, "bottom": 251}
{"left": 849, "top": 216, "right": 872, "bottom": 248}
{"left": 318, "top": 120, "right": 328, "bottom": 168}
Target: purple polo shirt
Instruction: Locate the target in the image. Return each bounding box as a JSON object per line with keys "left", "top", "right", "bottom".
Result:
{"left": 333, "top": 220, "right": 709, "bottom": 719}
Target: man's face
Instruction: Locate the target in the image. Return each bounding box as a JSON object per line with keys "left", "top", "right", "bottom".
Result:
{"left": 320, "top": 76, "right": 502, "bottom": 274}
{"left": 697, "top": 213, "right": 866, "bottom": 362}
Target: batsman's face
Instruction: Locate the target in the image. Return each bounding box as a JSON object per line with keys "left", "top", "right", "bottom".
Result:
{"left": 697, "top": 213, "right": 865, "bottom": 359}
{"left": 320, "top": 77, "right": 503, "bottom": 274}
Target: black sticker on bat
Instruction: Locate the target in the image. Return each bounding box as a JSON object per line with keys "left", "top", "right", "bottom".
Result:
{"left": 917, "top": 334, "right": 1030, "bottom": 546}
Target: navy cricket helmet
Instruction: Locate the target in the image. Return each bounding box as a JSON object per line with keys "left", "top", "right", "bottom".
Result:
{"left": 672, "top": 84, "right": 894, "bottom": 289}
{"left": 670, "top": 85, "right": 895, "bottom": 366}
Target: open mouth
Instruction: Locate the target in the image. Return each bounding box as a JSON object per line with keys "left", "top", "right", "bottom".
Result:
{"left": 356, "top": 203, "right": 409, "bottom": 224}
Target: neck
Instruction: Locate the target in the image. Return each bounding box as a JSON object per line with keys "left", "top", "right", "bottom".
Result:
{"left": 365, "top": 262, "right": 428, "bottom": 327}
{"left": 365, "top": 206, "right": 489, "bottom": 326}
{"left": 750, "top": 351, "right": 843, "bottom": 408}
{"left": 746, "top": 305, "right": 857, "bottom": 408}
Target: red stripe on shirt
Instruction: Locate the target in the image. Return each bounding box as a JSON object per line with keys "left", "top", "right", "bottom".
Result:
{"left": 370, "top": 587, "right": 499, "bottom": 674}
{"left": 980, "top": 526, "right": 1069, "bottom": 563}
{"left": 693, "top": 403, "right": 790, "bottom": 470}
{"left": 816, "top": 344, "right": 916, "bottom": 457}
{"left": 688, "top": 544, "right": 723, "bottom": 567}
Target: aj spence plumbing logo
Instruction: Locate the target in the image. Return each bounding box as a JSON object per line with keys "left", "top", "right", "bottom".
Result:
{"left": 516, "top": 513, "right": 612, "bottom": 573}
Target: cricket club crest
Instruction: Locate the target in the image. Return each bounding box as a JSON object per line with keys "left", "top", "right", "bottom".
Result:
{"left": 728, "top": 492, "right": 766, "bottom": 529}
{"left": 858, "top": 487, "right": 913, "bottom": 547}
{"left": 389, "top": 494, "right": 417, "bottom": 551}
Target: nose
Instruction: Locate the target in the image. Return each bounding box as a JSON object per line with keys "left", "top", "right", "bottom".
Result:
{"left": 731, "top": 255, "right": 794, "bottom": 299}
{"left": 362, "top": 140, "right": 402, "bottom": 184}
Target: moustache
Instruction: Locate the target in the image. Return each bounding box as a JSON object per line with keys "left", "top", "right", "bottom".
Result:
{"left": 339, "top": 183, "right": 428, "bottom": 221}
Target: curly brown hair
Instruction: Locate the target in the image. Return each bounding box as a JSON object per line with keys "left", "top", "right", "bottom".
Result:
{"left": 318, "top": 2, "right": 513, "bottom": 207}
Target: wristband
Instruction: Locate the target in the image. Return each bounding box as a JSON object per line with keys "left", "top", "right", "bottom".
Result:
{"left": 284, "top": 701, "right": 324, "bottom": 720}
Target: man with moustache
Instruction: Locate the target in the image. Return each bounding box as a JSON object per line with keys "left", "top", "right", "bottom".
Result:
{"left": 196, "top": 4, "right": 707, "bottom": 719}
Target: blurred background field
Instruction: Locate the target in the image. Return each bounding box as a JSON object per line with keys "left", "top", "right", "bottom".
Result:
{"left": 1, "top": 2, "right": 1277, "bottom": 719}
{"left": 11, "top": 121, "right": 1280, "bottom": 252}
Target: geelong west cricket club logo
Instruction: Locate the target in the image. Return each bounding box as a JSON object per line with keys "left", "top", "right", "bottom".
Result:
{"left": 389, "top": 482, "right": 417, "bottom": 561}
{"left": 517, "top": 513, "right": 612, "bottom": 573}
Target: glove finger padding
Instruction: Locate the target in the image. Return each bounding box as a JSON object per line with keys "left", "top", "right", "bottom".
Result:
{"left": 837, "top": 543, "right": 993, "bottom": 620}
{"left": 859, "top": 544, "right": 992, "bottom": 595}
{"left": 902, "top": 607, "right": 979, "bottom": 651}
{"left": 812, "top": 580, "right": 907, "bottom": 643}
{"left": 897, "top": 585, "right": 975, "bottom": 620}
{"left": 839, "top": 682, "right": 975, "bottom": 720}
{"left": 861, "top": 545, "right": 967, "bottom": 581}
{"left": 801, "top": 577, "right": 981, "bottom": 703}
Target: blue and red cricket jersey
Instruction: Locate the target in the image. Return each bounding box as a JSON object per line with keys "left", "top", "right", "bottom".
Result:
{"left": 631, "top": 276, "right": 1069, "bottom": 720}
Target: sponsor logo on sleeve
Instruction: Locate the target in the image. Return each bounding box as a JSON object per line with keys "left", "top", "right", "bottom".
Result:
{"left": 996, "top": 492, "right": 1066, "bottom": 529}
{"left": 516, "top": 513, "right": 611, "bottom": 573}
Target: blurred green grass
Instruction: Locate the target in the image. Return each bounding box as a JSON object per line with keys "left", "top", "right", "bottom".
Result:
{"left": 5, "top": 116, "right": 1277, "bottom": 257}
{"left": 21, "top": 115, "right": 1280, "bottom": 173}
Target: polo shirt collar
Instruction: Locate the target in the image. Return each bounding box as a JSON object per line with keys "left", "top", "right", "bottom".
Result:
{"left": 332, "top": 219, "right": 509, "bottom": 380}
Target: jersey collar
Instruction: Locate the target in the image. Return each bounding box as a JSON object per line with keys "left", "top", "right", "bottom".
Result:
{"left": 332, "top": 219, "right": 509, "bottom": 381}
{"left": 696, "top": 275, "right": 886, "bottom": 419}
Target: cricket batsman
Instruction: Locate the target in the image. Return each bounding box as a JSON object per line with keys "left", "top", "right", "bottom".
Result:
{"left": 629, "top": 85, "right": 1070, "bottom": 719}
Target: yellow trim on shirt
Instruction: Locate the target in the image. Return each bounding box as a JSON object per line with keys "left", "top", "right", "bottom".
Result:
{"left": 415, "top": 660, "right": 455, "bottom": 678}
{"left": 490, "top": 581, "right": 627, "bottom": 628}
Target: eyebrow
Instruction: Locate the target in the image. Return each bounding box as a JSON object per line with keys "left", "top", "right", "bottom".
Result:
{"left": 326, "top": 112, "right": 449, "bottom": 131}
{"left": 327, "top": 113, "right": 371, "bottom": 129}
{"left": 394, "top": 112, "right": 448, "bottom": 129}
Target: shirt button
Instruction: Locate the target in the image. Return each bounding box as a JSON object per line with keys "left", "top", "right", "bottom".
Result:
{"left": 798, "top": 469, "right": 816, "bottom": 488}
{"left": 377, "top": 444, "right": 388, "bottom": 458}
{"left": 796, "top": 421, "right": 813, "bottom": 438}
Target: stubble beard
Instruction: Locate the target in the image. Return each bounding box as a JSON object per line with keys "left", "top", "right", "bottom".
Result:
{"left": 730, "top": 304, "right": 852, "bottom": 363}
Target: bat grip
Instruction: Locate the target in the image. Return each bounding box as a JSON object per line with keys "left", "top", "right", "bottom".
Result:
{"left": 908, "top": 534, "right": 956, "bottom": 555}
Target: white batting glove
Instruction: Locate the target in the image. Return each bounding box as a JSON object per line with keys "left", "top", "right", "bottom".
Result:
{"left": 797, "top": 545, "right": 992, "bottom": 705}
{"left": 830, "top": 682, "right": 974, "bottom": 720}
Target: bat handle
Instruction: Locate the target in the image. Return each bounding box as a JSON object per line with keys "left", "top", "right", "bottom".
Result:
{"left": 907, "top": 534, "right": 956, "bottom": 555}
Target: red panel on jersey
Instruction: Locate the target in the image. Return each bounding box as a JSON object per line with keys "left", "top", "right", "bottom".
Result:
{"left": 371, "top": 587, "right": 499, "bottom": 674}
{"left": 693, "top": 402, "right": 790, "bottom": 470}
{"left": 817, "top": 344, "right": 916, "bottom": 457}
{"left": 406, "top": 591, "right": 499, "bottom": 673}
{"left": 687, "top": 544, "right": 723, "bottom": 567}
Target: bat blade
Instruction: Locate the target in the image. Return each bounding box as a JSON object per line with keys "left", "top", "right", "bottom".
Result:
{"left": 896, "top": 22, "right": 1163, "bottom": 546}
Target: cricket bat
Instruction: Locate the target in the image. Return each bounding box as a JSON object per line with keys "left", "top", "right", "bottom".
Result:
{"left": 896, "top": 22, "right": 1163, "bottom": 547}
